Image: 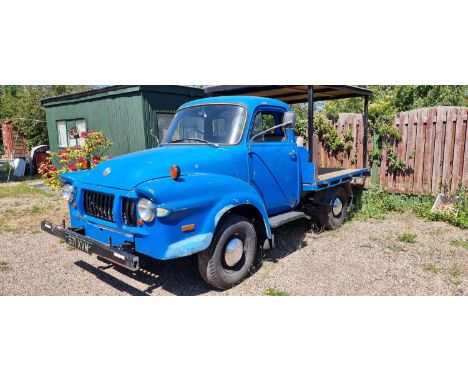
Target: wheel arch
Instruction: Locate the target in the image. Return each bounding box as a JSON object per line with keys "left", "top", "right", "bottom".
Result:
{"left": 216, "top": 203, "right": 270, "bottom": 244}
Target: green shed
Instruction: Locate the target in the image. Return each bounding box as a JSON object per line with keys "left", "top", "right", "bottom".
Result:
{"left": 41, "top": 85, "right": 204, "bottom": 157}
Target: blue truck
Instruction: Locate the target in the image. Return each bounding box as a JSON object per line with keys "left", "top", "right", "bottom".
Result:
{"left": 42, "top": 87, "right": 370, "bottom": 290}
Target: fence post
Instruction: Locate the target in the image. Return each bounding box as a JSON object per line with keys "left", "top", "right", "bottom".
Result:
{"left": 371, "top": 132, "right": 379, "bottom": 187}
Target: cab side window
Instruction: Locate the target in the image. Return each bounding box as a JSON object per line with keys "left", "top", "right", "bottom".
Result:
{"left": 250, "top": 111, "right": 285, "bottom": 142}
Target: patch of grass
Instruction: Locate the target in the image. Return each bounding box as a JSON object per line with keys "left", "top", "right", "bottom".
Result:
{"left": 398, "top": 232, "right": 416, "bottom": 243}
{"left": 424, "top": 263, "right": 440, "bottom": 274}
{"left": 0, "top": 261, "right": 8, "bottom": 271}
{"left": 0, "top": 182, "right": 50, "bottom": 199}
{"left": 352, "top": 187, "right": 468, "bottom": 229}
{"left": 0, "top": 219, "right": 21, "bottom": 233}
{"left": 352, "top": 187, "right": 411, "bottom": 220}
{"left": 28, "top": 205, "right": 46, "bottom": 215}
{"left": 451, "top": 239, "right": 468, "bottom": 250}
{"left": 448, "top": 266, "right": 462, "bottom": 286}
{"left": 389, "top": 244, "right": 405, "bottom": 252}
{"left": 264, "top": 288, "right": 289, "bottom": 296}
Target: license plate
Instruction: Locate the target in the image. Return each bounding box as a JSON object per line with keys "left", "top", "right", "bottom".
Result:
{"left": 66, "top": 234, "right": 92, "bottom": 254}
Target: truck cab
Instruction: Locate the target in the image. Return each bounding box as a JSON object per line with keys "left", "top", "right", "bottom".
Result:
{"left": 42, "top": 95, "right": 369, "bottom": 290}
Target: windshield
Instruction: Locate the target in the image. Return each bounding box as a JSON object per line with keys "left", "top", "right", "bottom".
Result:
{"left": 163, "top": 104, "right": 247, "bottom": 145}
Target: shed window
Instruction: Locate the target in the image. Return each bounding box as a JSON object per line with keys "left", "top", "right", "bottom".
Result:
{"left": 157, "top": 113, "right": 174, "bottom": 142}
{"left": 57, "top": 121, "right": 67, "bottom": 148}
{"left": 76, "top": 119, "right": 87, "bottom": 147}
{"left": 57, "top": 119, "right": 87, "bottom": 148}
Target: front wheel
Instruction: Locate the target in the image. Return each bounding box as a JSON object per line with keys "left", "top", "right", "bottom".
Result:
{"left": 198, "top": 214, "right": 257, "bottom": 290}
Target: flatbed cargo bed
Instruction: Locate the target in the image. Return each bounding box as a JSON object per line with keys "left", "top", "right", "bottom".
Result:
{"left": 302, "top": 167, "right": 369, "bottom": 192}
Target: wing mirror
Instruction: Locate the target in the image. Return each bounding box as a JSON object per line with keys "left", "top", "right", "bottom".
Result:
{"left": 283, "top": 111, "right": 296, "bottom": 130}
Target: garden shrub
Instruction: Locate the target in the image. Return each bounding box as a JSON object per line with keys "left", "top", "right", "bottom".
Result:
{"left": 352, "top": 186, "right": 468, "bottom": 229}
{"left": 38, "top": 130, "right": 112, "bottom": 190}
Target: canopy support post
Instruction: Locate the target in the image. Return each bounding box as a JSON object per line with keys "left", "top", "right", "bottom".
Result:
{"left": 307, "top": 85, "right": 318, "bottom": 179}
{"left": 363, "top": 95, "right": 369, "bottom": 167}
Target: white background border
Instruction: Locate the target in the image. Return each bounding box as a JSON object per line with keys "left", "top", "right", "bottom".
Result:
{"left": 1, "top": 1, "right": 468, "bottom": 381}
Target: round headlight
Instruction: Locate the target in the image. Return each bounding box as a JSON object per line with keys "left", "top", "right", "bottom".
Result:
{"left": 60, "top": 183, "right": 74, "bottom": 203}
{"left": 137, "top": 198, "right": 155, "bottom": 222}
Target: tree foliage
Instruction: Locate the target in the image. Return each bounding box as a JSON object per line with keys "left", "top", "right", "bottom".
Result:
{"left": 0, "top": 85, "right": 96, "bottom": 147}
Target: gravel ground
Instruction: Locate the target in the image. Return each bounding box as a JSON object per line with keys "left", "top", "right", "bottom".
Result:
{"left": 0, "top": 205, "right": 467, "bottom": 295}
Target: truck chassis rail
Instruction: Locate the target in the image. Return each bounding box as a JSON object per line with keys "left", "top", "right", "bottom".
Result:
{"left": 41, "top": 220, "right": 140, "bottom": 271}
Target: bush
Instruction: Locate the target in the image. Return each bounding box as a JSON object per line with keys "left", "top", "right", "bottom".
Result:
{"left": 352, "top": 186, "right": 468, "bottom": 229}
{"left": 38, "top": 130, "right": 112, "bottom": 190}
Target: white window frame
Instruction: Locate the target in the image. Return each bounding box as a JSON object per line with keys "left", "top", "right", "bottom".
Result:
{"left": 75, "top": 119, "right": 87, "bottom": 147}
{"left": 57, "top": 121, "right": 67, "bottom": 148}
{"left": 57, "top": 119, "right": 87, "bottom": 148}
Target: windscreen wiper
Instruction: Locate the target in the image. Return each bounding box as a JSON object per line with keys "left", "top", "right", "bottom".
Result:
{"left": 169, "top": 138, "right": 219, "bottom": 147}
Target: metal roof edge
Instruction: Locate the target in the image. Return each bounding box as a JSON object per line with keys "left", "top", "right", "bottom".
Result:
{"left": 41, "top": 85, "right": 205, "bottom": 107}
{"left": 41, "top": 86, "right": 141, "bottom": 106}
{"left": 204, "top": 85, "right": 373, "bottom": 102}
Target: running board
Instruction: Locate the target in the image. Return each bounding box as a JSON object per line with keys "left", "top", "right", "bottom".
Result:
{"left": 269, "top": 211, "right": 310, "bottom": 229}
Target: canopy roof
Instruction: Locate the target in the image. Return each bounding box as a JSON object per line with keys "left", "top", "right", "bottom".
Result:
{"left": 204, "top": 85, "right": 372, "bottom": 103}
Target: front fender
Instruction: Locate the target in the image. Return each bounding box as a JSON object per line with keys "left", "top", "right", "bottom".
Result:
{"left": 134, "top": 174, "right": 271, "bottom": 259}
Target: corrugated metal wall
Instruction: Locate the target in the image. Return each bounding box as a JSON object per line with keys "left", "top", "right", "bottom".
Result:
{"left": 45, "top": 92, "right": 147, "bottom": 157}
{"left": 44, "top": 86, "right": 204, "bottom": 157}
{"left": 142, "top": 87, "right": 204, "bottom": 148}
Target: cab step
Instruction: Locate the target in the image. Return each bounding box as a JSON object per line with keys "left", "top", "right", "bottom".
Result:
{"left": 269, "top": 211, "right": 310, "bottom": 229}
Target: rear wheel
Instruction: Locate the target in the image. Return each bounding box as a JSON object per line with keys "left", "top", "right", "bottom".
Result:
{"left": 198, "top": 214, "right": 257, "bottom": 290}
{"left": 317, "top": 187, "right": 351, "bottom": 230}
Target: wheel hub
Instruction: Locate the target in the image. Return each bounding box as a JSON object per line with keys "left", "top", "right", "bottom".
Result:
{"left": 332, "top": 197, "right": 343, "bottom": 216}
{"left": 224, "top": 237, "right": 244, "bottom": 267}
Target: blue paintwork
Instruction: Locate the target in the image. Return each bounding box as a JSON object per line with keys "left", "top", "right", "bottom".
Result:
{"left": 61, "top": 96, "right": 368, "bottom": 261}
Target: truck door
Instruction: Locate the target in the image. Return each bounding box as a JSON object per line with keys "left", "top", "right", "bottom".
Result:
{"left": 248, "top": 108, "right": 300, "bottom": 215}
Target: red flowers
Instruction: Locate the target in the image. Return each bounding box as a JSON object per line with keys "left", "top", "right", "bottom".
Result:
{"left": 38, "top": 129, "right": 113, "bottom": 190}
{"left": 38, "top": 163, "right": 48, "bottom": 174}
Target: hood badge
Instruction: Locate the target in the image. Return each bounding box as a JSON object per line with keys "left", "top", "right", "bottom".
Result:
{"left": 103, "top": 167, "right": 112, "bottom": 176}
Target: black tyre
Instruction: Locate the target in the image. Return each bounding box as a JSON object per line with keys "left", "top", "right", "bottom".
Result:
{"left": 198, "top": 214, "right": 257, "bottom": 290}
{"left": 317, "top": 187, "right": 351, "bottom": 230}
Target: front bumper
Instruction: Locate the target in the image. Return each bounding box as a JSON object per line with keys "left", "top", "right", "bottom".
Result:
{"left": 41, "top": 220, "right": 140, "bottom": 271}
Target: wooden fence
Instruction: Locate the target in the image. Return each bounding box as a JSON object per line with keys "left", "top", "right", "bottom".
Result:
{"left": 316, "top": 113, "right": 369, "bottom": 170}
{"left": 317, "top": 107, "right": 468, "bottom": 196}
{"left": 1, "top": 121, "right": 29, "bottom": 158}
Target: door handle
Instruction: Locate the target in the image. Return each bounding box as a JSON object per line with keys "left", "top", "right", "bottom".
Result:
{"left": 289, "top": 150, "right": 297, "bottom": 160}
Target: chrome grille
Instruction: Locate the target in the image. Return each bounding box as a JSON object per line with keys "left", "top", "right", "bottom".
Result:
{"left": 83, "top": 190, "right": 115, "bottom": 222}
{"left": 122, "top": 198, "right": 137, "bottom": 227}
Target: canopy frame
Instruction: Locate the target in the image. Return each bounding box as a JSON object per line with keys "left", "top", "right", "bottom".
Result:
{"left": 205, "top": 85, "right": 371, "bottom": 178}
